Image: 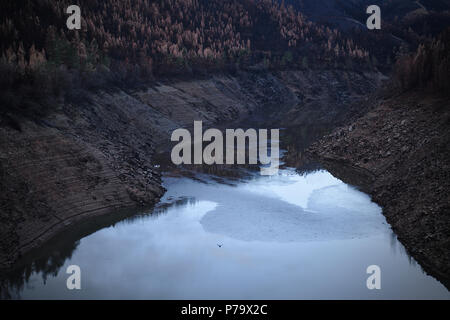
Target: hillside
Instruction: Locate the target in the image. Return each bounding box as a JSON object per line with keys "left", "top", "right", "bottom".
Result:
{"left": 283, "top": 0, "right": 450, "bottom": 72}
{"left": 0, "top": 0, "right": 371, "bottom": 76}
{"left": 0, "top": 0, "right": 449, "bottom": 296}
{"left": 308, "top": 28, "right": 450, "bottom": 287}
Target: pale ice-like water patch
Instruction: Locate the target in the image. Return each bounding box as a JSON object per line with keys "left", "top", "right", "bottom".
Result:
{"left": 199, "top": 169, "right": 385, "bottom": 242}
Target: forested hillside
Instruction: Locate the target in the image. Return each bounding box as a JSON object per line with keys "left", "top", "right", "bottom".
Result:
{"left": 2, "top": 0, "right": 449, "bottom": 120}
{"left": 395, "top": 27, "right": 450, "bottom": 92}
{"left": 0, "top": 0, "right": 370, "bottom": 77}
{"left": 281, "top": 0, "right": 450, "bottom": 72}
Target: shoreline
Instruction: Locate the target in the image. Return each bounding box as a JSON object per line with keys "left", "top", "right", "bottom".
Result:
{"left": 0, "top": 69, "right": 388, "bottom": 270}
{"left": 307, "top": 91, "right": 450, "bottom": 289}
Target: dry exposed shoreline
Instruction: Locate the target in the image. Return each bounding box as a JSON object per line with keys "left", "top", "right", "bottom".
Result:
{"left": 0, "top": 69, "right": 391, "bottom": 270}
{"left": 307, "top": 91, "right": 450, "bottom": 288}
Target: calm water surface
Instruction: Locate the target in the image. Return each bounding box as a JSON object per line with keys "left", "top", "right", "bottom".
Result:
{"left": 2, "top": 168, "right": 450, "bottom": 299}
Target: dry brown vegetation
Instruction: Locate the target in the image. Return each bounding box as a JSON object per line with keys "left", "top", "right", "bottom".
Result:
{"left": 0, "top": 0, "right": 370, "bottom": 75}
{"left": 395, "top": 28, "right": 450, "bottom": 93}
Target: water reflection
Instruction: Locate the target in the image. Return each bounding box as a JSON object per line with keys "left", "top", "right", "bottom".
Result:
{"left": 0, "top": 241, "right": 78, "bottom": 300}
{"left": 1, "top": 166, "right": 449, "bottom": 299}
{"left": 0, "top": 207, "right": 154, "bottom": 299}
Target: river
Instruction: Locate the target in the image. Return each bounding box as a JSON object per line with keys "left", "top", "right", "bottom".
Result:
{"left": 1, "top": 163, "right": 449, "bottom": 299}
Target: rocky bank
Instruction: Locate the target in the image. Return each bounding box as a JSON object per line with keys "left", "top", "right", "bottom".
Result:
{"left": 308, "top": 91, "right": 450, "bottom": 288}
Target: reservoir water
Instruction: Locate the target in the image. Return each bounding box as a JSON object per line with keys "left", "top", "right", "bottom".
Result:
{"left": 2, "top": 167, "right": 449, "bottom": 299}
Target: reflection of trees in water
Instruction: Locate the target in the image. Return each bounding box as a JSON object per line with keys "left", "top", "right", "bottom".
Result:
{"left": 282, "top": 125, "right": 330, "bottom": 174}
{"left": 162, "top": 156, "right": 261, "bottom": 183}
{"left": 0, "top": 204, "right": 159, "bottom": 300}
{"left": 155, "top": 197, "right": 197, "bottom": 213}
{"left": 118, "top": 197, "right": 198, "bottom": 225}
{"left": 159, "top": 125, "right": 331, "bottom": 181}
{"left": 0, "top": 197, "right": 205, "bottom": 299}
{"left": 389, "top": 231, "right": 416, "bottom": 267}
{"left": 0, "top": 240, "right": 79, "bottom": 299}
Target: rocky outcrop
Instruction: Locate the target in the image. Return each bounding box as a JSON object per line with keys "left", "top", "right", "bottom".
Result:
{"left": 308, "top": 91, "right": 450, "bottom": 288}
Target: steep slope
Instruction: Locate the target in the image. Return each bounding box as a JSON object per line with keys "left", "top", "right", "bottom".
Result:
{"left": 307, "top": 29, "right": 450, "bottom": 287}
{"left": 0, "top": 0, "right": 370, "bottom": 77}
{"left": 281, "top": 0, "right": 450, "bottom": 72}
{"left": 308, "top": 91, "right": 450, "bottom": 288}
